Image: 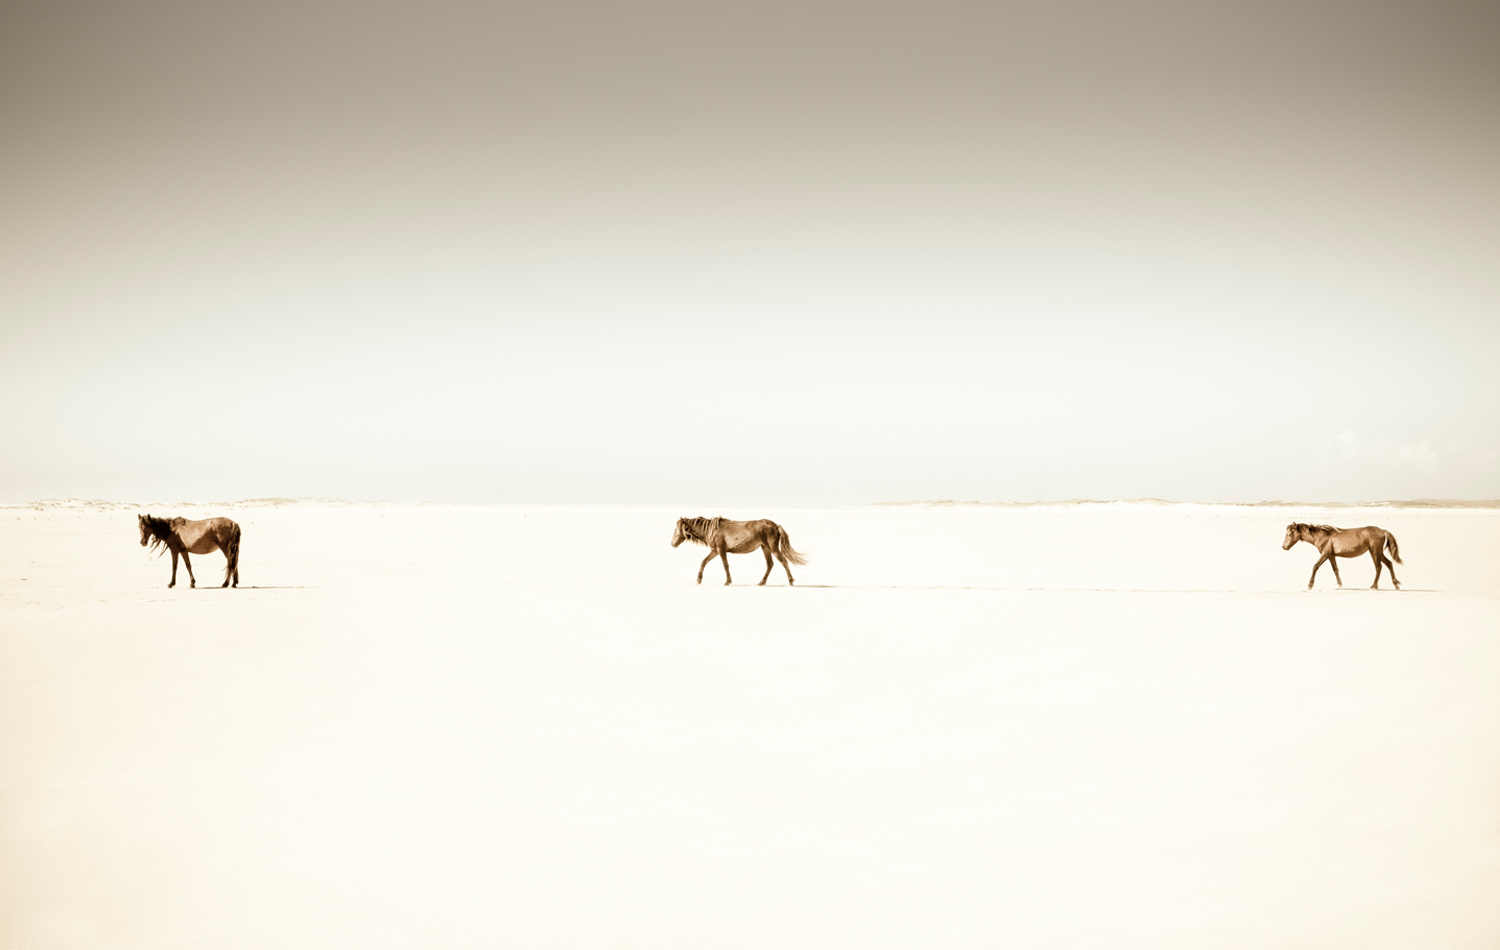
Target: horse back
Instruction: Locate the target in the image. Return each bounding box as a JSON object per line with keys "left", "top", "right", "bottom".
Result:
{"left": 720, "top": 518, "right": 780, "bottom": 553}
{"left": 176, "top": 517, "right": 239, "bottom": 554}
{"left": 1329, "top": 526, "right": 1383, "bottom": 556}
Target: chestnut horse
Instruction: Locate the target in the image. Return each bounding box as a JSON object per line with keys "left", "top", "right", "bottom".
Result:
{"left": 138, "top": 514, "right": 241, "bottom": 588}
{"left": 1282, "top": 522, "right": 1401, "bottom": 590}
{"left": 671, "top": 517, "right": 806, "bottom": 586}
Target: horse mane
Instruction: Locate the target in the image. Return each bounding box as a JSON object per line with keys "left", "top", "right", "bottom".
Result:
{"left": 1294, "top": 523, "right": 1340, "bottom": 534}
{"left": 140, "top": 514, "right": 179, "bottom": 553}
{"left": 678, "top": 516, "right": 722, "bottom": 547}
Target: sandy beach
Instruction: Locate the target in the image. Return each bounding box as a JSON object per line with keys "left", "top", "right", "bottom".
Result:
{"left": 6, "top": 0, "right": 1497, "bottom": 943}
{"left": 1, "top": 500, "right": 1496, "bottom": 948}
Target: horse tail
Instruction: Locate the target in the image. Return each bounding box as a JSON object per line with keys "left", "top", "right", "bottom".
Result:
{"left": 1385, "top": 530, "right": 1401, "bottom": 564}
{"left": 227, "top": 522, "right": 242, "bottom": 575}
{"left": 777, "top": 525, "right": 807, "bottom": 566}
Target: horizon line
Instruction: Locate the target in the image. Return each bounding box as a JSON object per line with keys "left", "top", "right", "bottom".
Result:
{"left": 6, "top": 496, "right": 1500, "bottom": 511}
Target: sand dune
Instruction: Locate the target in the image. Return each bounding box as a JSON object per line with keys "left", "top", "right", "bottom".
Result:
{"left": 2, "top": 502, "right": 1497, "bottom": 949}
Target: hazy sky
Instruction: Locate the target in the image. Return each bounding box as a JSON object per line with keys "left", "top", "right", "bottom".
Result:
{"left": 2, "top": 0, "right": 1496, "bottom": 504}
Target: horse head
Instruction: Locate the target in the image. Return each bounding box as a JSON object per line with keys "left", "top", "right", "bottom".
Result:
{"left": 139, "top": 514, "right": 171, "bottom": 552}
{"left": 1282, "top": 523, "right": 1302, "bottom": 550}
{"left": 671, "top": 519, "right": 688, "bottom": 547}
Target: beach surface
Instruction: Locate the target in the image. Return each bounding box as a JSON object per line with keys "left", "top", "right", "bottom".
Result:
{"left": 2, "top": 501, "right": 1498, "bottom": 949}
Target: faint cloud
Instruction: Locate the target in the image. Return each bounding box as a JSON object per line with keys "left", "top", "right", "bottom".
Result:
{"left": 1315, "top": 429, "right": 1361, "bottom": 466}
{"left": 1319, "top": 432, "right": 1456, "bottom": 472}
{"left": 1312, "top": 430, "right": 1500, "bottom": 498}
{"left": 1398, "top": 442, "right": 1439, "bottom": 470}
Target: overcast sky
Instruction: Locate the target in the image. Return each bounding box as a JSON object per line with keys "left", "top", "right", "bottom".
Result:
{"left": 2, "top": 0, "right": 1496, "bottom": 504}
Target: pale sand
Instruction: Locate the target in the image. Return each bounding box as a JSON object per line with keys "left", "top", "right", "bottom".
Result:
{"left": 2, "top": 502, "right": 1497, "bottom": 949}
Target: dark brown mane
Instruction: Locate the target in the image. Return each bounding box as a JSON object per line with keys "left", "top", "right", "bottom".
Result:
{"left": 677, "top": 517, "right": 722, "bottom": 546}
{"left": 1295, "top": 523, "right": 1340, "bottom": 534}
{"left": 141, "top": 514, "right": 175, "bottom": 553}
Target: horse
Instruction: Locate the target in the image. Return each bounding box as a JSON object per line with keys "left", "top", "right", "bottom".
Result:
{"left": 138, "top": 514, "right": 241, "bottom": 588}
{"left": 1282, "top": 522, "right": 1401, "bottom": 590}
{"left": 671, "top": 516, "right": 806, "bottom": 586}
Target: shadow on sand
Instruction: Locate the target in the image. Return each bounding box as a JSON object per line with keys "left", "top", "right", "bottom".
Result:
{"left": 784, "top": 584, "right": 1437, "bottom": 593}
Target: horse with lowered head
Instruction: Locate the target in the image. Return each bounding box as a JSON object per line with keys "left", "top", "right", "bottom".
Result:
{"left": 138, "top": 514, "right": 241, "bottom": 588}
{"left": 1282, "top": 522, "right": 1401, "bottom": 590}
{"left": 672, "top": 517, "right": 806, "bottom": 586}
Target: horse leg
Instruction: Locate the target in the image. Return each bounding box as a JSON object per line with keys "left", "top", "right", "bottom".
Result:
{"left": 697, "top": 551, "right": 716, "bottom": 585}
{"left": 1369, "top": 549, "right": 1383, "bottom": 589}
{"left": 758, "top": 546, "right": 773, "bottom": 586}
{"left": 1308, "top": 552, "right": 1330, "bottom": 589}
{"left": 721, "top": 547, "right": 733, "bottom": 586}
{"left": 169, "top": 550, "right": 178, "bottom": 588}
{"left": 182, "top": 551, "right": 196, "bottom": 588}
{"left": 1327, "top": 553, "right": 1342, "bottom": 588}
{"left": 777, "top": 550, "right": 795, "bottom": 585}
{"left": 221, "top": 545, "right": 232, "bottom": 588}
{"left": 1382, "top": 546, "right": 1400, "bottom": 590}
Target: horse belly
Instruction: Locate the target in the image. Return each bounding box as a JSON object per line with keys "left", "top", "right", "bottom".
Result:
{"left": 177, "top": 522, "right": 226, "bottom": 553}
{"left": 726, "top": 539, "right": 762, "bottom": 554}
{"left": 1332, "top": 536, "right": 1370, "bottom": 557}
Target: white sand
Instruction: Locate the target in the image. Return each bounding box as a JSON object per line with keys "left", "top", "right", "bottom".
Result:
{"left": 2, "top": 501, "right": 1497, "bottom": 949}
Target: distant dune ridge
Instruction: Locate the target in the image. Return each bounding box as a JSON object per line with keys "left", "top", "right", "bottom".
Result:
{"left": 9, "top": 497, "right": 1500, "bottom": 511}
{"left": 876, "top": 498, "right": 1500, "bottom": 509}
{"left": 8, "top": 497, "right": 422, "bottom": 511}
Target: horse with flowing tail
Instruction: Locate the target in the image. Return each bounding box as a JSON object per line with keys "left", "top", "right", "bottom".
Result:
{"left": 671, "top": 517, "right": 806, "bottom": 586}
{"left": 1282, "top": 523, "right": 1401, "bottom": 590}
{"left": 138, "top": 514, "right": 241, "bottom": 588}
